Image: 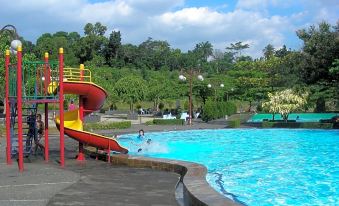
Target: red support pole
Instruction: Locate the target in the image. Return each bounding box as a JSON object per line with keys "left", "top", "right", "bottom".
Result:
{"left": 5, "top": 50, "right": 11, "bottom": 165}
{"left": 59, "top": 48, "right": 65, "bottom": 167}
{"left": 107, "top": 141, "right": 111, "bottom": 163}
{"left": 44, "top": 53, "right": 49, "bottom": 162}
{"left": 17, "top": 46, "right": 24, "bottom": 172}
{"left": 76, "top": 64, "right": 85, "bottom": 161}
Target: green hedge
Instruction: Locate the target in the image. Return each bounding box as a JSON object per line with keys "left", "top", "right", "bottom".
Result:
{"left": 228, "top": 119, "right": 240, "bottom": 128}
{"left": 153, "top": 119, "right": 184, "bottom": 125}
{"left": 202, "top": 99, "right": 237, "bottom": 122}
{"left": 262, "top": 122, "right": 333, "bottom": 129}
{"left": 84, "top": 121, "right": 131, "bottom": 130}
{"left": 302, "top": 122, "right": 333, "bottom": 129}
{"left": 145, "top": 120, "right": 154, "bottom": 125}
{"left": 0, "top": 125, "right": 4, "bottom": 138}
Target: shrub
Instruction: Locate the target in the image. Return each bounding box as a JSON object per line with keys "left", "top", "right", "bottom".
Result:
{"left": 136, "top": 103, "right": 142, "bottom": 110}
{"left": 153, "top": 119, "right": 184, "bottom": 125}
{"left": 302, "top": 122, "right": 333, "bottom": 129}
{"left": 158, "top": 102, "right": 165, "bottom": 111}
{"left": 228, "top": 119, "right": 240, "bottom": 128}
{"left": 261, "top": 122, "right": 333, "bottom": 129}
{"left": 145, "top": 120, "right": 154, "bottom": 125}
{"left": 84, "top": 121, "right": 131, "bottom": 130}
{"left": 0, "top": 125, "right": 5, "bottom": 138}
{"left": 202, "top": 99, "right": 237, "bottom": 122}
{"left": 262, "top": 121, "right": 275, "bottom": 128}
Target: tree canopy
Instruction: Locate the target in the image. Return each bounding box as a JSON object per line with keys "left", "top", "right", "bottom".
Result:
{"left": 0, "top": 21, "right": 338, "bottom": 112}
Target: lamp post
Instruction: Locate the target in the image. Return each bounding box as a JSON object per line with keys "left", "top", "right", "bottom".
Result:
{"left": 179, "top": 69, "right": 203, "bottom": 126}
{"left": 1, "top": 25, "right": 22, "bottom": 116}
{"left": 0, "top": 25, "right": 21, "bottom": 54}
{"left": 226, "top": 88, "right": 234, "bottom": 101}
{"left": 207, "top": 83, "right": 225, "bottom": 101}
{"left": 1, "top": 24, "right": 23, "bottom": 168}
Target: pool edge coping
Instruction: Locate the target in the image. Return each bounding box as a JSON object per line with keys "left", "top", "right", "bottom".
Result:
{"left": 85, "top": 147, "right": 241, "bottom": 206}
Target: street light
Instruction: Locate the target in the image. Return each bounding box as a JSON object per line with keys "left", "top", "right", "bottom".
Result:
{"left": 0, "top": 24, "right": 22, "bottom": 55}
{"left": 226, "top": 88, "right": 234, "bottom": 101}
{"left": 207, "top": 83, "right": 225, "bottom": 101}
{"left": 179, "top": 69, "right": 204, "bottom": 126}
{"left": 1, "top": 24, "right": 21, "bottom": 115}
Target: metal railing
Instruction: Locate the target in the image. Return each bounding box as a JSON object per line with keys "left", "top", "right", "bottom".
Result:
{"left": 63, "top": 68, "right": 92, "bottom": 82}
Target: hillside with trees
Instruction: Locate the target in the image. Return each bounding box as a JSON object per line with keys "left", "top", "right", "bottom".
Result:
{"left": 1, "top": 21, "right": 338, "bottom": 115}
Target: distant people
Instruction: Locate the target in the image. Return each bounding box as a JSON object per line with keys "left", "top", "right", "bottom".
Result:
{"left": 36, "top": 114, "right": 44, "bottom": 139}
{"left": 296, "top": 116, "right": 300, "bottom": 121}
{"left": 34, "top": 114, "right": 44, "bottom": 154}
{"left": 26, "top": 111, "right": 36, "bottom": 151}
{"left": 68, "top": 100, "right": 76, "bottom": 111}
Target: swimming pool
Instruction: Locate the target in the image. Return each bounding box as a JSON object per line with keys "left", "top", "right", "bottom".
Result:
{"left": 119, "top": 129, "right": 339, "bottom": 205}
{"left": 248, "top": 113, "right": 337, "bottom": 122}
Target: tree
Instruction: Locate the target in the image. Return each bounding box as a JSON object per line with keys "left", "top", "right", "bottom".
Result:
{"left": 193, "top": 41, "right": 213, "bottom": 63}
{"left": 35, "top": 31, "right": 79, "bottom": 66}
{"left": 84, "top": 22, "right": 107, "bottom": 36}
{"left": 262, "top": 89, "right": 308, "bottom": 122}
{"left": 114, "top": 75, "right": 147, "bottom": 112}
{"left": 138, "top": 38, "right": 171, "bottom": 70}
{"left": 275, "top": 45, "right": 290, "bottom": 58}
{"left": 76, "top": 23, "right": 108, "bottom": 63}
{"left": 296, "top": 21, "right": 339, "bottom": 84}
{"left": 263, "top": 44, "right": 275, "bottom": 59}
{"left": 104, "top": 30, "right": 121, "bottom": 66}
{"left": 226, "top": 41, "right": 250, "bottom": 60}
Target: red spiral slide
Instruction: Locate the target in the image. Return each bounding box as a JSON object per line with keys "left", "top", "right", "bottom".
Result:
{"left": 55, "top": 81, "right": 128, "bottom": 154}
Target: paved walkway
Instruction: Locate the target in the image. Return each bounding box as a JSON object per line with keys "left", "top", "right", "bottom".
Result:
{"left": 0, "top": 118, "right": 237, "bottom": 206}
{"left": 48, "top": 161, "right": 180, "bottom": 206}
{"left": 0, "top": 135, "right": 181, "bottom": 206}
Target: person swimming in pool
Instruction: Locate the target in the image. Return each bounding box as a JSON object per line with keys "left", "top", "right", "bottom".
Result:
{"left": 136, "top": 129, "right": 151, "bottom": 152}
{"left": 137, "top": 129, "right": 145, "bottom": 140}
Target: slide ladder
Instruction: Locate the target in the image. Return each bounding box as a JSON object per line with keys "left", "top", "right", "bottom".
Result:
{"left": 10, "top": 102, "right": 38, "bottom": 157}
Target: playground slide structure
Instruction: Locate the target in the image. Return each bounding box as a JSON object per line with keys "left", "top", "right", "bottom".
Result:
{"left": 53, "top": 79, "right": 128, "bottom": 154}
{"left": 6, "top": 48, "right": 128, "bottom": 171}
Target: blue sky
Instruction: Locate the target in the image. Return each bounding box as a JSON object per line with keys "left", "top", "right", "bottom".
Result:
{"left": 0, "top": 0, "right": 338, "bottom": 57}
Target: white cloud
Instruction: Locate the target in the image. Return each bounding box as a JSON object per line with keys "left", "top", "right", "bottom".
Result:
{"left": 154, "top": 7, "right": 291, "bottom": 57}
{"left": 0, "top": 0, "right": 337, "bottom": 58}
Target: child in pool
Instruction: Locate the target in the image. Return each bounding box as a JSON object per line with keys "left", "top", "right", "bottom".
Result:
{"left": 136, "top": 129, "right": 151, "bottom": 152}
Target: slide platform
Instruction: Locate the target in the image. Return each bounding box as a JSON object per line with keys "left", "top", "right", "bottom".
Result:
{"left": 54, "top": 81, "right": 128, "bottom": 154}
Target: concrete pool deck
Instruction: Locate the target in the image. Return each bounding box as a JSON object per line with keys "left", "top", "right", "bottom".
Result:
{"left": 0, "top": 120, "right": 240, "bottom": 206}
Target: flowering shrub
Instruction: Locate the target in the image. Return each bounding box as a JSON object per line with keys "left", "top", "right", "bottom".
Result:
{"left": 262, "top": 89, "right": 308, "bottom": 122}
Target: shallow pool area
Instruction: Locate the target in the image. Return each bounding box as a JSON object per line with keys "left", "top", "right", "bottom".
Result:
{"left": 248, "top": 113, "right": 338, "bottom": 122}
{"left": 119, "top": 129, "right": 339, "bottom": 206}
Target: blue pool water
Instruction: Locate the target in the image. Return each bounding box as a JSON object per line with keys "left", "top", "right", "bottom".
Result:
{"left": 118, "top": 129, "right": 339, "bottom": 206}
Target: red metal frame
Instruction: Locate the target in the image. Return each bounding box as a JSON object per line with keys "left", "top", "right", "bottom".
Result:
{"left": 17, "top": 46, "right": 24, "bottom": 172}
{"left": 59, "top": 48, "right": 65, "bottom": 167}
{"left": 107, "top": 140, "right": 111, "bottom": 163}
{"left": 23, "top": 99, "right": 59, "bottom": 104}
{"left": 5, "top": 50, "right": 11, "bottom": 165}
{"left": 44, "top": 53, "right": 49, "bottom": 162}
{"left": 5, "top": 47, "right": 67, "bottom": 171}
